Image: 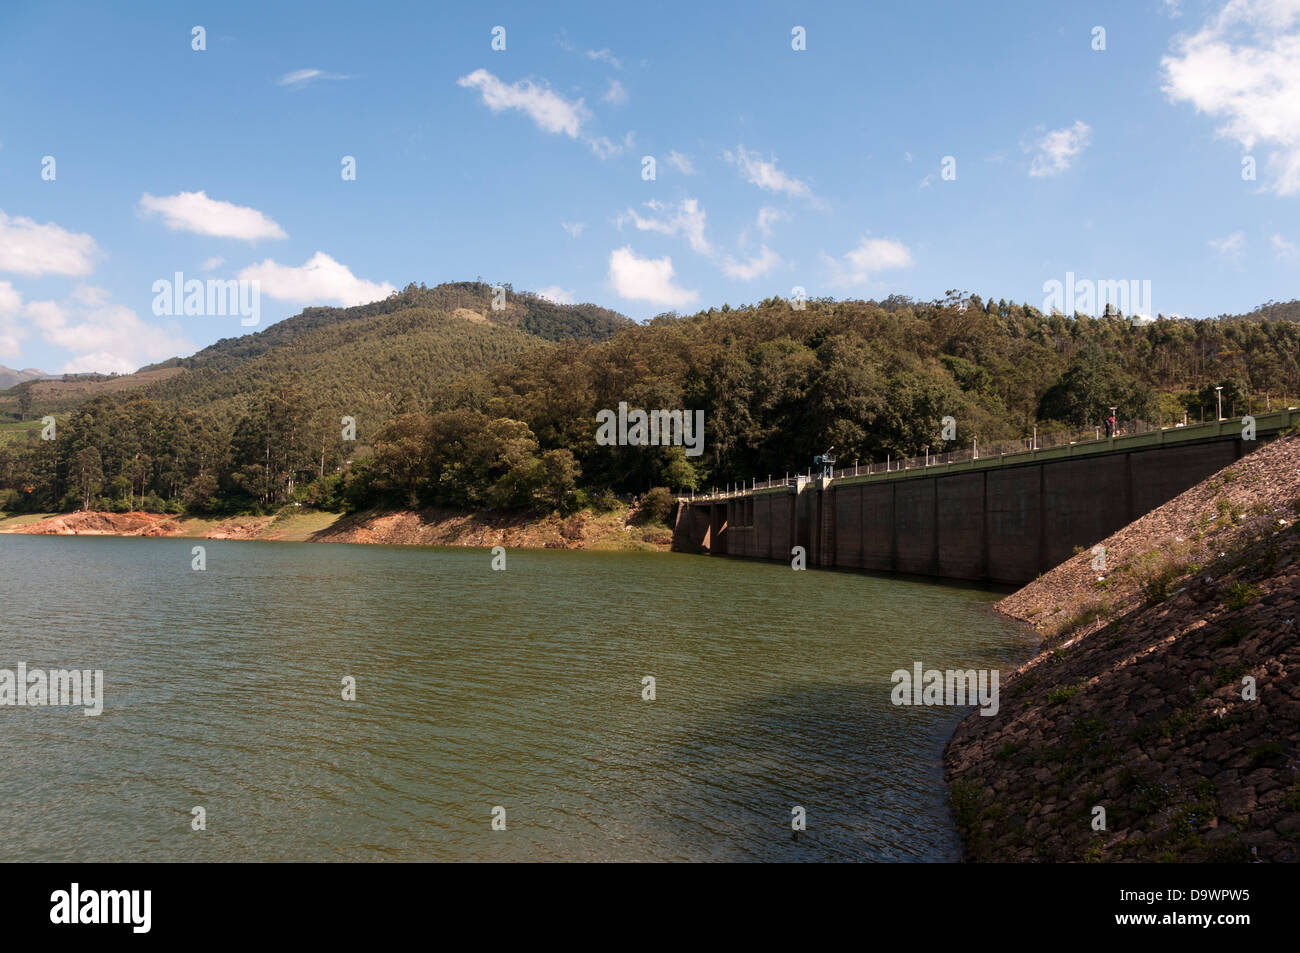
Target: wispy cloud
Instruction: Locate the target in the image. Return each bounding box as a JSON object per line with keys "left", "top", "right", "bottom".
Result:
{"left": 586, "top": 48, "right": 622, "bottom": 69}
{"left": 756, "top": 206, "right": 786, "bottom": 237}
{"left": 724, "top": 144, "right": 813, "bottom": 198}
{"left": 1027, "top": 121, "right": 1092, "bottom": 177}
{"left": 621, "top": 199, "right": 712, "bottom": 255}
{"left": 457, "top": 69, "right": 630, "bottom": 159}
{"left": 562, "top": 222, "right": 585, "bottom": 238}
{"left": 666, "top": 150, "right": 695, "bottom": 175}
{"left": 278, "top": 68, "right": 350, "bottom": 88}
{"left": 723, "top": 245, "right": 781, "bottom": 280}
{"left": 457, "top": 69, "right": 589, "bottom": 137}
{"left": 603, "top": 79, "right": 628, "bottom": 105}
{"left": 138, "top": 191, "right": 287, "bottom": 241}
{"left": 1208, "top": 230, "right": 1247, "bottom": 262}
{"left": 1273, "top": 232, "right": 1297, "bottom": 259}
{"left": 587, "top": 131, "right": 634, "bottom": 160}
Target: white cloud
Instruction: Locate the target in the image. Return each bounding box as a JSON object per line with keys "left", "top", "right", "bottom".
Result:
{"left": 586, "top": 48, "right": 622, "bottom": 69}
{"left": 26, "top": 294, "right": 192, "bottom": 376}
{"left": 537, "top": 285, "right": 576, "bottom": 304}
{"left": 756, "top": 207, "right": 786, "bottom": 236}
{"left": 723, "top": 245, "right": 782, "bottom": 280}
{"left": 200, "top": 256, "right": 225, "bottom": 271}
{"left": 608, "top": 246, "right": 698, "bottom": 307}
{"left": 278, "top": 68, "right": 350, "bottom": 88}
{"left": 1209, "top": 230, "right": 1247, "bottom": 260}
{"left": 1027, "top": 121, "right": 1092, "bottom": 177}
{"left": 0, "top": 210, "right": 100, "bottom": 276}
{"left": 622, "top": 198, "right": 712, "bottom": 255}
{"left": 724, "top": 144, "right": 813, "bottom": 197}
{"left": 562, "top": 222, "right": 585, "bottom": 238}
{"left": 69, "top": 284, "right": 110, "bottom": 307}
{"left": 457, "top": 69, "right": 630, "bottom": 160}
{"left": 666, "top": 150, "right": 696, "bottom": 175}
{"left": 603, "top": 79, "right": 627, "bottom": 105}
{"left": 1273, "top": 232, "right": 1298, "bottom": 258}
{"left": 587, "top": 130, "right": 634, "bottom": 159}
{"left": 822, "top": 237, "right": 914, "bottom": 286}
{"left": 1162, "top": 0, "right": 1300, "bottom": 195}
{"left": 457, "top": 68, "right": 590, "bottom": 138}
{"left": 0, "top": 280, "right": 25, "bottom": 360}
{"left": 138, "top": 191, "right": 287, "bottom": 241}
{"left": 0, "top": 280, "right": 21, "bottom": 314}
{"left": 238, "top": 252, "right": 396, "bottom": 306}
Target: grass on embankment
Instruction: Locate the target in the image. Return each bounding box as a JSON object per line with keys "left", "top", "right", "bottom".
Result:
{"left": 0, "top": 512, "right": 59, "bottom": 529}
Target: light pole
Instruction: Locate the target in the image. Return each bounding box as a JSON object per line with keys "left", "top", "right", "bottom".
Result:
{"left": 1215, "top": 386, "right": 1223, "bottom": 421}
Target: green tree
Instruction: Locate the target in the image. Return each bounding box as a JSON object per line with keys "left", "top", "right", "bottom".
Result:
{"left": 535, "top": 448, "right": 581, "bottom": 511}
{"left": 73, "top": 446, "right": 104, "bottom": 510}
{"left": 373, "top": 413, "right": 433, "bottom": 507}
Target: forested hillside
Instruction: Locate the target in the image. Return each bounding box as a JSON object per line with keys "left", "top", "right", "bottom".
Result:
{"left": 0, "top": 281, "right": 630, "bottom": 420}
{"left": 1, "top": 287, "right": 1297, "bottom": 519}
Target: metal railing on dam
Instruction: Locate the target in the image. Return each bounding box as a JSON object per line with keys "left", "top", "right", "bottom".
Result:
{"left": 673, "top": 408, "right": 1299, "bottom": 585}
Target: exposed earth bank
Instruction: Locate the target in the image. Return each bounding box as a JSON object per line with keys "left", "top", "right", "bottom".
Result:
{"left": 0, "top": 505, "right": 673, "bottom": 550}
{"left": 945, "top": 432, "right": 1300, "bottom": 862}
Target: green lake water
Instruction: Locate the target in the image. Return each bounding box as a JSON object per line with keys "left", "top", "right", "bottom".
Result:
{"left": 0, "top": 535, "right": 1031, "bottom": 861}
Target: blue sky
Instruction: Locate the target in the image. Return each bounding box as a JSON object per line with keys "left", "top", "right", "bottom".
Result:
{"left": 0, "top": 0, "right": 1297, "bottom": 374}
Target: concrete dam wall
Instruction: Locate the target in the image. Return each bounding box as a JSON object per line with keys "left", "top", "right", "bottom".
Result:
{"left": 672, "top": 411, "right": 1299, "bottom": 586}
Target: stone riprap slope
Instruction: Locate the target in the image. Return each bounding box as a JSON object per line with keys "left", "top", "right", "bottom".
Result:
{"left": 945, "top": 432, "right": 1300, "bottom": 862}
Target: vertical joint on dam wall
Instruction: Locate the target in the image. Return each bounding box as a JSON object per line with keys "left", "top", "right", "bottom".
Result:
{"left": 673, "top": 414, "right": 1296, "bottom": 585}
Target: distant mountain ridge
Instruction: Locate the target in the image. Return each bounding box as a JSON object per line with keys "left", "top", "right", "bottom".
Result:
{"left": 0, "top": 366, "right": 52, "bottom": 390}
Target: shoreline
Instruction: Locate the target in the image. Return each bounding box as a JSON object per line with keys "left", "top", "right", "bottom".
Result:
{"left": 0, "top": 506, "right": 675, "bottom": 552}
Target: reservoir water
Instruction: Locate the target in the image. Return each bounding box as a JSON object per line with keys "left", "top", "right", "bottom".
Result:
{"left": 0, "top": 535, "right": 1031, "bottom": 861}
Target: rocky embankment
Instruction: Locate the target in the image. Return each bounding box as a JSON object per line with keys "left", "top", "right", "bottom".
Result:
{"left": 946, "top": 432, "right": 1300, "bottom": 862}
{"left": 0, "top": 505, "right": 672, "bottom": 550}
{"left": 0, "top": 510, "right": 310, "bottom": 540}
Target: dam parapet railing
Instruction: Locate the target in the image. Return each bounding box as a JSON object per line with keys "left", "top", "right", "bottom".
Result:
{"left": 681, "top": 407, "right": 1300, "bottom": 503}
